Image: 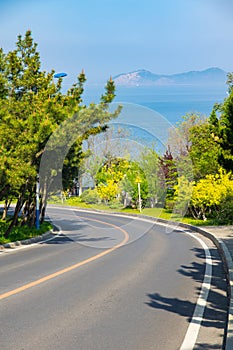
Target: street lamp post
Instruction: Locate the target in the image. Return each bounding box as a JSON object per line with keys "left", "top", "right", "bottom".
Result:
{"left": 53, "top": 72, "right": 68, "bottom": 79}
{"left": 136, "top": 176, "right": 142, "bottom": 213}
{"left": 138, "top": 182, "right": 142, "bottom": 213}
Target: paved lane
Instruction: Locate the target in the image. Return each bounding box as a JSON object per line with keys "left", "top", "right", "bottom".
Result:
{"left": 0, "top": 207, "right": 228, "bottom": 349}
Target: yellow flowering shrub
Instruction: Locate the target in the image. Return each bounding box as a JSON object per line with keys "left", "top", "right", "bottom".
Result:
{"left": 191, "top": 169, "right": 233, "bottom": 221}
{"left": 97, "top": 179, "right": 119, "bottom": 202}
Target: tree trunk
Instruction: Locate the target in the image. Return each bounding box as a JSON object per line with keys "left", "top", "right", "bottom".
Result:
{"left": 2, "top": 198, "right": 11, "bottom": 220}
{"left": 4, "top": 194, "right": 25, "bottom": 238}
{"left": 0, "top": 184, "right": 10, "bottom": 202}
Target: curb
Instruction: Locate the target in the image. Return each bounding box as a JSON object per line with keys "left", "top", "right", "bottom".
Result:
{"left": 73, "top": 207, "right": 232, "bottom": 348}
{"left": 1, "top": 206, "right": 232, "bottom": 347}
{"left": 123, "top": 213, "right": 233, "bottom": 349}
{"left": 127, "top": 214, "right": 233, "bottom": 349}
{"left": 0, "top": 230, "right": 55, "bottom": 251}
{"left": 169, "top": 221, "right": 232, "bottom": 350}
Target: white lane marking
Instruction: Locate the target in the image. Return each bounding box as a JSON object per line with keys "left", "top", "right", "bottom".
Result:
{"left": 110, "top": 214, "right": 213, "bottom": 349}
{"left": 2, "top": 206, "right": 213, "bottom": 348}
{"left": 179, "top": 231, "right": 212, "bottom": 350}
{"left": 59, "top": 209, "right": 213, "bottom": 349}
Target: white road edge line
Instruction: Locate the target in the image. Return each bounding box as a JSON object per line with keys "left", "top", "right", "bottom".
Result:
{"left": 2, "top": 206, "right": 213, "bottom": 349}
{"left": 65, "top": 208, "right": 213, "bottom": 349}
{"left": 179, "top": 231, "right": 212, "bottom": 350}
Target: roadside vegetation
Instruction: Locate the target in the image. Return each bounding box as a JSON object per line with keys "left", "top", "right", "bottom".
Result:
{"left": 49, "top": 196, "right": 218, "bottom": 227}
{"left": 0, "top": 219, "right": 52, "bottom": 245}
{"left": 53, "top": 78, "right": 233, "bottom": 226}
{"left": 1, "top": 31, "right": 233, "bottom": 244}
{"left": 0, "top": 31, "right": 120, "bottom": 241}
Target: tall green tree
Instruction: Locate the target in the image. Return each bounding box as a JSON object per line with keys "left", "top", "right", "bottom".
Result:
{"left": 168, "top": 112, "right": 207, "bottom": 157}
{"left": 210, "top": 73, "right": 233, "bottom": 172}
{"left": 0, "top": 31, "right": 120, "bottom": 237}
{"left": 218, "top": 88, "right": 233, "bottom": 171}
{"left": 189, "top": 120, "right": 221, "bottom": 180}
{"left": 139, "top": 147, "right": 163, "bottom": 207}
{"left": 168, "top": 112, "right": 220, "bottom": 182}
{"left": 159, "top": 147, "right": 178, "bottom": 195}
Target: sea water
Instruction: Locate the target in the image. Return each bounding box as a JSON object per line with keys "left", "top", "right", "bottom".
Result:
{"left": 83, "top": 84, "right": 227, "bottom": 153}
{"left": 84, "top": 84, "right": 227, "bottom": 125}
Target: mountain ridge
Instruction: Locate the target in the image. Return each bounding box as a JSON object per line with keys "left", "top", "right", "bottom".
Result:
{"left": 113, "top": 67, "right": 227, "bottom": 86}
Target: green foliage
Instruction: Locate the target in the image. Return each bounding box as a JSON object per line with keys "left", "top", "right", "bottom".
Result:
{"left": 226, "top": 72, "right": 233, "bottom": 93}
{"left": 121, "top": 161, "right": 148, "bottom": 208}
{"left": 0, "top": 219, "right": 52, "bottom": 244}
{"left": 139, "top": 147, "right": 163, "bottom": 207}
{"left": 159, "top": 147, "right": 178, "bottom": 201}
{"left": 96, "top": 157, "right": 129, "bottom": 203}
{"left": 97, "top": 179, "right": 119, "bottom": 202}
{"left": 209, "top": 75, "right": 233, "bottom": 172}
{"left": 94, "top": 156, "right": 148, "bottom": 207}
{"left": 100, "top": 77, "right": 116, "bottom": 104}
{"left": 0, "top": 30, "right": 119, "bottom": 238}
{"left": 218, "top": 88, "right": 233, "bottom": 171}
{"left": 166, "top": 108, "right": 233, "bottom": 223}
{"left": 80, "top": 188, "right": 101, "bottom": 204}
{"left": 190, "top": 169, "right": 233, "bottom": 222}
{"left": 173, "top": 176, "right": 194, "bottom": 216}
{"left": 216, "top": 195, "right": 233, "bottom": 224}
{"left": 189, "top": 121, "right": 221, "bottom": 180}
{"left": 168, "top": 112, "right": 207, "bottom": 156}
{"left": 96, "top": 156, "right": 129, "bottom": 185}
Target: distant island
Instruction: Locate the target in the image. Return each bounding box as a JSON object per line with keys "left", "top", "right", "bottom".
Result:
{"left": 113, "top": 67, "right": 227, "bottom": 87}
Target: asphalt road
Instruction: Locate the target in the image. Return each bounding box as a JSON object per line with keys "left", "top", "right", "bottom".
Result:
{"left": 0, "top": 207, "right": 228, "bottom": 349}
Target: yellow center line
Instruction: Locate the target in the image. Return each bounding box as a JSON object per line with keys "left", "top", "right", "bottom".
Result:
{"left": 0, "top": 216, "right": 129, "bottom": 301}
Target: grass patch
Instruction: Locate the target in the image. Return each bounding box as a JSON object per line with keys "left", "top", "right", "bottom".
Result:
{"left": 0, "top": 197, "right": 218, "bottom": 245}
{"left": 0, "top": 219, "right": 53, "bottom": 245}
{"left": 49, "top": 196, "right": 117, "bottom": 211}
{"left": 141, "top": 208, "right": 216, "bottom": 226}
{"left": 180, "top": 217, "right": 216, "bottom": 226}
{"left": 48, "top": 197, "right": 218, "bottom": 226}
{"left": 140, "top": 207, "right": 173, "bottom": 220}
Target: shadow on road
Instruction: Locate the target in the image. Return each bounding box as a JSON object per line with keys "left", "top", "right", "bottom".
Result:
{"left": 43, "top": 216, "right": 115, "bottom": 245}
{"left": 191, "top": 344, "right": 222, "bottom": 349}
{"left": 44, "top": 233, "right": 114, "bottom": 245}
{"left": 145, "top": 247, "right": 228, "bottom": 349}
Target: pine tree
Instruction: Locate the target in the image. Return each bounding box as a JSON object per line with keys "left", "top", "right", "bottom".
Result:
{"left": 0, "top": 30, "right": 120, "bottom": 237}
{"left": 210, "top": 73, "right": 233, "bottom": 172}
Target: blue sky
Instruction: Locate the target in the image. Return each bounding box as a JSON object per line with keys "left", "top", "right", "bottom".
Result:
{"left": 0, "top": 0, "right": 232, "bottom": 84}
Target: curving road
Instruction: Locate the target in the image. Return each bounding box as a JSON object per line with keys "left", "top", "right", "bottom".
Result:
{"left": 0, "top": 207, "right": 228, "bottom": 349}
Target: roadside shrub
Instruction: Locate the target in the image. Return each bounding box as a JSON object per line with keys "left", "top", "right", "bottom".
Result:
{"left": 109, "top": 200, "right": 123, "bottom": 210}
{"left": 80, "top": 188, "right": 101, "bottom": 204}
{"left": 165, "top": 200, "right": 174, "bottom": 211}
{"left": 190, "top": 169, "right": 233, "bottom": 222}
{"left": 215, "top": 195, "right": 233, "bottom": 224}
{"left": 0, "top": 220, "right": 52, "bottom": 244}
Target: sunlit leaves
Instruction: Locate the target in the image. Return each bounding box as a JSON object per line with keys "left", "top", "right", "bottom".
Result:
{"left": 191, "top": 169, "right": 233, "bottom": 221}
{"left": 0, "top": 30, "right": 119, "bottom": 236}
